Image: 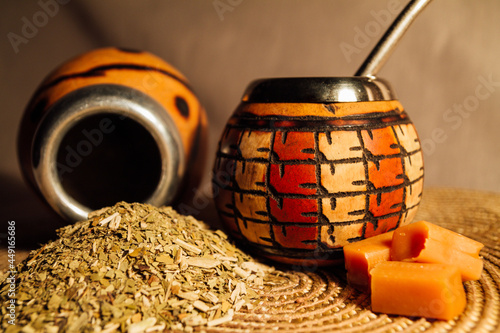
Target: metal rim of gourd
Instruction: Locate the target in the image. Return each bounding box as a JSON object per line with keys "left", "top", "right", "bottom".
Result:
{"left": 242, "top": 76, "right": 397, "bottom": 103}
{"left": 31, "top": 84, "right": 185, "bottom": 222}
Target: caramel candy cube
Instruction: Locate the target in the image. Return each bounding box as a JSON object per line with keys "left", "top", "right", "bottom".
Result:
{"left": 343, "top": 231, "right": 393, "bottom": 291}
{"left": 371, "top": 261, "right": 467, "bottom": 320}
{"left": 391, "top": 221, "right": 483, "bottom": 257}
{"left": 391, "top": 221, "right": 484, "bottom": 281}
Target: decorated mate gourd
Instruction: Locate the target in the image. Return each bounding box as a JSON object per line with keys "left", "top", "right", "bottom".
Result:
{"left": 18, "top": 48, "right": 207, "bottom": 221}
{"left": 212, "top": 0, "right": 431, "bottom": 265}
{"left": 212, "top": 77, "right": 424, "bottom": 265}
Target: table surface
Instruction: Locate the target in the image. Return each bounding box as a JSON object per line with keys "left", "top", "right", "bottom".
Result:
{"left": 1, "top": 187, "right": 499, "bottom": 332}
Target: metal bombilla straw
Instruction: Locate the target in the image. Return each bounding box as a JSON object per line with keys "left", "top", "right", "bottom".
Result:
{"left": 355, "top": 0, "right": 433, "bottom": 77}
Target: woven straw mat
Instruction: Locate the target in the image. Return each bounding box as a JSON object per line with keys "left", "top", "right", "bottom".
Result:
{"left": 1, "top": 188, "right": 498, "bottom": 332}
{"left": 203, "top": 187, "right": 500, "bottom": 333}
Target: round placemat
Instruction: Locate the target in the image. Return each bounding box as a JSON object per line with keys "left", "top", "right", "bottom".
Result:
{"left": 202, "top": 187, "right": 500, "bottom": 333}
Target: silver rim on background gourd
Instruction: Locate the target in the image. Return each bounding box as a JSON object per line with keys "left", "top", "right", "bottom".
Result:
{"left": 31, "top": 84, "right": 184, "bottom": 222}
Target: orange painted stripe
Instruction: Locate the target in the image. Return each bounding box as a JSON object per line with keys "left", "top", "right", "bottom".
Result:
{"left": 237, "top": 100, "right": 403, "bottom": 118}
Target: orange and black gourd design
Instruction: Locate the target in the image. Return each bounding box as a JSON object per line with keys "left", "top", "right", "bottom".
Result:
{"left": 18, "top": 47, "right": 207, "bottom": 210}
{"left": 213, "top": 98, "right": 423, "bottom": 265}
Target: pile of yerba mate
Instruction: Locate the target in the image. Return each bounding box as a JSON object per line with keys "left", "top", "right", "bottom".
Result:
{"left": 0, "top": 202, "right": 274, "bottom": 332}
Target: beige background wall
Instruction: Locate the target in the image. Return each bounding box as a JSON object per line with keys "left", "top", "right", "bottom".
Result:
{"left": 1, "top": 1, "right": 499, "bottom": 239}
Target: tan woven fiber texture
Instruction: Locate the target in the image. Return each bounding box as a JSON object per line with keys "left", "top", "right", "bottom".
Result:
{"left": 193, "top": 187, "right": 499, "bottom": 333}
{"left": 1, "top": 187, "right": 499, "bottom": 332}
